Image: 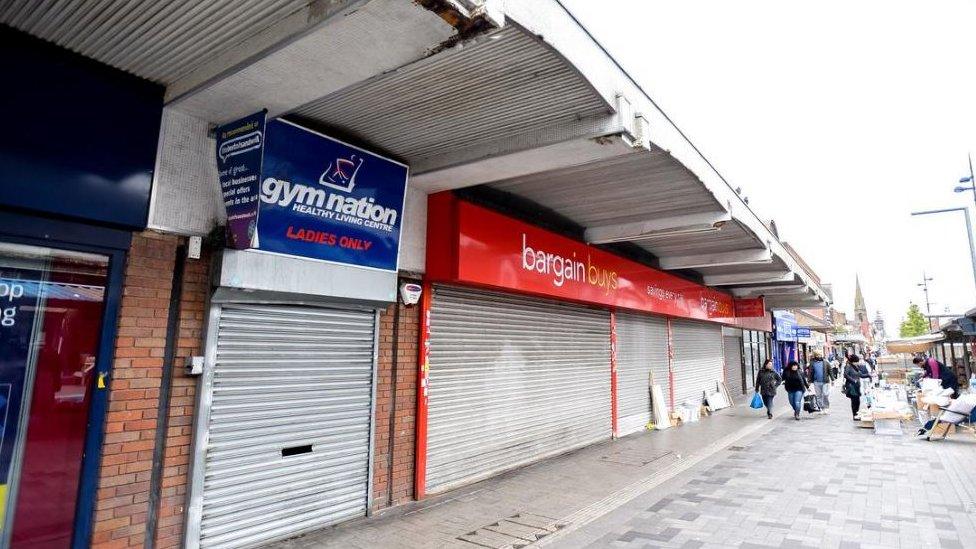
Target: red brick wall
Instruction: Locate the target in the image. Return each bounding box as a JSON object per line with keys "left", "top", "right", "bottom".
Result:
{"left": 154, "top": 245, "right": 208, "bottom": 548}
{"left": 371, "top": 286, "right": 419, "bottom": 509}
{"left": 92, "top": 235, "right": 415, "bottom": 545}
{"left": 90, "top": 232, "right": 208, "bottom": 548}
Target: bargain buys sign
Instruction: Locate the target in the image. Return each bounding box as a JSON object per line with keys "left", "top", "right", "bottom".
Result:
{"left": 216, "top": 114, "right": 409, "bottom": 271}
{"left": 734, "top": 297, "right": 766, "bottom": 318}
{"left": 427, "top": 195, "right": 744, "bottom": 323}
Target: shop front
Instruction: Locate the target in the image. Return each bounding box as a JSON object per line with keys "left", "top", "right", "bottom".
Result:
{"left": 0, "top": 28, "right": 162, "bottom": 548}
{"left": 773, "top": 311, "right": 798, "bottom": 372}
{"left": 417, "top": 194, "right": 769, "bottom": 497}
{"left": 722, "top": 328, "right": 746, "bottom": 395}
{"left": 184, "top": 116, "right": 408, "bottom": 548}
{"left": 741, "top": 329, "right": 772, "bottom": 391}
{"left": 934, "top": 316, "right": 976, "bottom": 387}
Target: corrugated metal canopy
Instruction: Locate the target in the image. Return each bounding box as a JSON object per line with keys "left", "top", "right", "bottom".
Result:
{"left": 485, "top": 149, "right": 769, "bottom": 273}
{"left": 290, "top": 25, "right": 611, "bottom": 165}
{"left": 490, "top": 150, "right": 722, "bottom": 225}
{"left": 693, "top": 257, "right": 790, "bottom": 277}
{"left": 0, "top": 0, "right": 309, "bottom": 84}
{"left": 632, "top": 221, "right": 763, "bottom": 257}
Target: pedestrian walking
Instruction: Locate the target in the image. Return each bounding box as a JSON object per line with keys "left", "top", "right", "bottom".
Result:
{"left": 857, "top": 357, "right": 872, "bottom": 401}
{"left": 844, "top": 356, "right": 863, "bottom": 420}
{"left": 783, "top": 360, "right": 808, "bottom": 421}
{"left": 807, "top": 351, "right": 833, "bottom": 413}
{"left": 754, "top": 358, "right": 782, "bottom": 420}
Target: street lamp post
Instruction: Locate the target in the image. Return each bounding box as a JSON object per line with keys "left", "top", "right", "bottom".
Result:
{"left": 910, "top": 207, "right": 976, "bottom": 293}
{"left": 917, "top": 271, "right": 934, "bottom": 314}
{"left": 953, "top": 153, "right": 976, "bottom": 208}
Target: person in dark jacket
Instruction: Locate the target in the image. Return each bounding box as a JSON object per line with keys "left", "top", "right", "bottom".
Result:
{"left": 941, "top": 366, "right": 960, "bottom": 398}
{"left": 783, "top": 361, "right": 809, "bottom": 421}
{"left": 857, "top": 358, "right": 872, "bottom": 399}
{"left": 754, "top": 358, "right": 782, "bottom": 420}
{"left": 844, "top": 356, "right": 864, "bottom": 420}
{"left": 807, "top": 352, "right": 834, "bottom": 413}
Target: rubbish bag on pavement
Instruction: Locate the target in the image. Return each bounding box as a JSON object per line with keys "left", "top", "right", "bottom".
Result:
{"left": 750, "top": 392, "right": 764, "bottom": 409}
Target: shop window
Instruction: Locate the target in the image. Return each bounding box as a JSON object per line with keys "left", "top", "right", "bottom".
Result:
{"left": 0, "top": 242, "right": 109, "bottom": 546}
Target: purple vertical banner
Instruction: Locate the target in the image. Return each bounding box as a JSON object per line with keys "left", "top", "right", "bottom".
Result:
{"left": 215, "top": 110, "right": 267, "bottom": 249}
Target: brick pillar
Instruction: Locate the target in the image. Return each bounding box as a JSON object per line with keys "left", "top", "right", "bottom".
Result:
{"left": 90, "top": 232, "right": 207, "bottom": 548}
{"left": 153, "top": 249, "right": 208, "bottom": 548}
{"left": 371, "top": 284, "right": 419, "bottom": 510}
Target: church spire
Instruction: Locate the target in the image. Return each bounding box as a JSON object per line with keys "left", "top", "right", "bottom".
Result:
{"left": 854, "top": 274, "right": 866, "bottom": 314}
{"left": 853, "top": 274, "right": 869, "bottom": 332}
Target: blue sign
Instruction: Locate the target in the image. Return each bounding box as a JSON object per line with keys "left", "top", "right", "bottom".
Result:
{"left": 1, "top": 29, "right": 162, "bottom": 229}
{"left": 795, "top": 327, "right": 812, "bottom": 339}
{"left": 256, "top": 119, "right": 408, "bottom": 271}
{"left": 215, "top": 111, "right": 267, "bottom": 249}
{"left": 773, "top": 310, "right": 797, "bottom": 340}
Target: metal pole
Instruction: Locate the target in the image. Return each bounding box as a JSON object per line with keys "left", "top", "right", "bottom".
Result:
{"left": 969, "top": 153, "right": 975, "bottom": 210}
{"left": 962, "top": 208, "right": 976, "bottom": 292}
{"left": 920, "top": 271, "right": 932, "bottom": 315}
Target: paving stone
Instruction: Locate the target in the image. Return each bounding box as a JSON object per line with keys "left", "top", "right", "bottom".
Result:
{"left": 618, "top": 527, "right": 680, "bottom": 543}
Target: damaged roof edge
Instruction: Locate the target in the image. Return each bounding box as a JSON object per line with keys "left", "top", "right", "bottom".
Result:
{"left": 168, "top": 0, "right": 500, "bottom": 108}
{"left": 417, "top": 0, "right": 505, "bottom": 54}
{"left": 501, "top": 0, "right": 828, "bottom": 304}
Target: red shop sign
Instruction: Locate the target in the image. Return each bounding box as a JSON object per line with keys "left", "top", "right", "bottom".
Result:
{"left": 427, "top": 194, "right": 754, "bottom": 324}
{"left": 734, "top": 297, "right": 766, "bottom": 318}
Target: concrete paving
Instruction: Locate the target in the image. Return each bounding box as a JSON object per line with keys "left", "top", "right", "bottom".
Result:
{"left": 267, "top": 393, "right": 976, "bottom": 549}
{"left": 556, "top": 406, "right": 976, "bottom": 549}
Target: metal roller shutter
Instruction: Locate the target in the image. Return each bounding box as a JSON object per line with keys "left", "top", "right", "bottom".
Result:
{"left": 723, "top": 336, "right": 744, "bottom": 395}
{"left": 615, "top": 312, "right": 669, "bottom": 435}
{"left": 198, "top": 303, "right": 377, "bottom": 549}
{"left": 671, "top": 321, "right": 724, "bottom": 407}
{"left": 743, "top": 335, "right": 756, "bottom": 391}
{"left": 426, "top": 285, "right": 611, "bottom": 494}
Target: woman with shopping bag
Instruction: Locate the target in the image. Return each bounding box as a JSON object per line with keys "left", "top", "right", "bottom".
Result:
{"left": 753, "top": 359, "right": 782, "bottom": 419}
{"left": 782, "top": 361, "right": 809, "bottom": 421}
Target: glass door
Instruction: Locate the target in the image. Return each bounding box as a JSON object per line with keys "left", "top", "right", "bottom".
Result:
{"left": 0, "top": 242, "right": 110, "bottom": 548}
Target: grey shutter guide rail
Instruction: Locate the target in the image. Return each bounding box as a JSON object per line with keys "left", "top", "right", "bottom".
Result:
{"left": 723, "top": 336, "right": 745, "bottom": 395}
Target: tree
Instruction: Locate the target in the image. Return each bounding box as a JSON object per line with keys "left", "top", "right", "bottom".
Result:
{"left": 899, "top": 303, "right": 929, "bottom": 337}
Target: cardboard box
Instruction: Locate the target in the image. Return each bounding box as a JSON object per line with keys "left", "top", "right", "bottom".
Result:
{"left": 930, "top": 422, "right": 956, "bottom": 437}
{"left": 872, "top": 410, "right": 903, "bottom": 420}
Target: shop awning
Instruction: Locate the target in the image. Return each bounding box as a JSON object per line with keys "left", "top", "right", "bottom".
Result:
{"left": 940, "top": 316, "right": 976, "bottom": 337}
{"left": 885, "top": 333, "right": 944, "bottom": 354}
{"left": 831, "top": 333, "right": 868, "bottom": 344}
{"left": 12, "top": 0, "right": 830, "bottom": 307}
{"left": 278, "top": 6, "right": 830, "bottom": 306}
